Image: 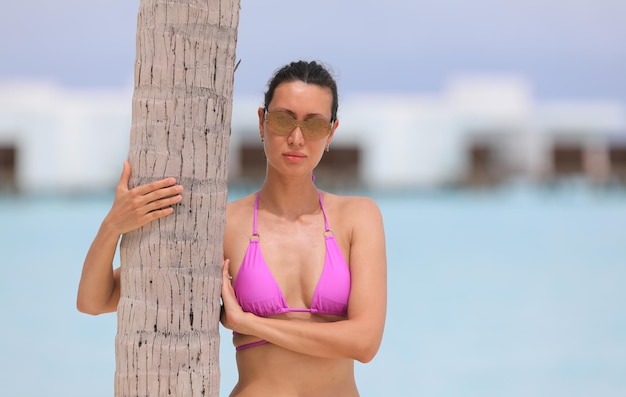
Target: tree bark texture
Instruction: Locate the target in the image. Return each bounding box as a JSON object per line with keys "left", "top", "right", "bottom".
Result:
{"left": 116, "top": 1, "right": 239, "bottom": 396}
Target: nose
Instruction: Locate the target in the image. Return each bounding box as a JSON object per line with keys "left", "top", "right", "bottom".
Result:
{"left": 287, "top": 124, "right": 305, "bottom": 146}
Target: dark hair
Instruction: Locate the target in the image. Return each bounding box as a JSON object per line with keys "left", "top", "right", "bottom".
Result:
{"left": 263, "top": 60, "right": 339, "bottom": 121}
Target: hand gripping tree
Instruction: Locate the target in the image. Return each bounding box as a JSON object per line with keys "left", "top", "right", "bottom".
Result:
{"left": 116, "top": 1, "right": 239, "bottom": 396}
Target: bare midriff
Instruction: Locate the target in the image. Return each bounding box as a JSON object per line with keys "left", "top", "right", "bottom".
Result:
{"left": 229, "top": 314, "right": 359, "bottom": 397}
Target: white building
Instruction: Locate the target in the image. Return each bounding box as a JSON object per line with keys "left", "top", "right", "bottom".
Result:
{"left": 0, "top": 80, "right": 132, "bottom": 193}
{"left": 1, "top": 76, "right": 625, "bottom": 194}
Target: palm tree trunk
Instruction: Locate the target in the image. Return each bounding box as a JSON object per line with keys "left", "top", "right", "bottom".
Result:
{"left": 116, "top": 1, "right": 239, "bottom": 396}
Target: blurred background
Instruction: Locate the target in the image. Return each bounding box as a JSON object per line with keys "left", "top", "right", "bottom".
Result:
{"left": 1, "top": 1, "right": 625, "bottom": 396}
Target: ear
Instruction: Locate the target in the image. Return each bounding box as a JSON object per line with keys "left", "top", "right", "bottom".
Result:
{"left": 257, "top": 107, "right": 265, "bottom": 139}
{"left": 326, "top": 119, "right": 339, "bottom": 147}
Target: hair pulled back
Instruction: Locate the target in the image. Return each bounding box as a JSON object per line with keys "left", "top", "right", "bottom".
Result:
{"left": 263, "top": 60, "right": 339, "bottom": 122}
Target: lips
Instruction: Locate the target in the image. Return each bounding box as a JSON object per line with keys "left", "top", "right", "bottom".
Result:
{"left": 283, "top": 151, "right": 306, "bottom": 162}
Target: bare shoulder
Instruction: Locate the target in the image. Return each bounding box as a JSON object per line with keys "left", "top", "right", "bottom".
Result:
{"left": 224, "top": 193, "right": 257, "bottom": 260}
{"left": 324, "top": 191, "right": 381, "bottom": 212}
{"left": 321, "top": 191, "right": 384, "bottom": 227}
{"left": 226, "top": 193, "right": 256, "bottom": 219}
{"left": 323, "top": 192, "right": 386, "bottom": 274}
{"left": 225, "top": 194, "right": 257, "bottom": 237}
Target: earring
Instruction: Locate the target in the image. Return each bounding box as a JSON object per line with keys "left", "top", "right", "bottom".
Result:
{"left": 261, "top": 136, "right": 264, "bottom": 143}
{"left": 325, "top": 145, "right": 330, "bottom": 153}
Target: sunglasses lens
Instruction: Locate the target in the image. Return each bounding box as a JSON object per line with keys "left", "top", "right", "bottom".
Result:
{"left": 266, "top": 112, "right": 295, "bottom": 136}
{"left": 266, "top": 112, "right": 330, "bottom": 140}
{"left": 301, "top": 119, "right": 331, "bottom": 139}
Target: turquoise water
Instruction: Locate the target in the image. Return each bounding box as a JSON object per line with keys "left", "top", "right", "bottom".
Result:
{"left": 1, "top": 186, "right": 625, "bottom": 397}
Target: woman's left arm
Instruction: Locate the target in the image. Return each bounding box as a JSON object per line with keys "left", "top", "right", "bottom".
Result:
{"left": 221, "top": 197, "right": 387, "bottom": 363}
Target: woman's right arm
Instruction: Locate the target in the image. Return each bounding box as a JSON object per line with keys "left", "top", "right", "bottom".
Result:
{"left": 76, "top": 161, "right": 183, "bottom": 315}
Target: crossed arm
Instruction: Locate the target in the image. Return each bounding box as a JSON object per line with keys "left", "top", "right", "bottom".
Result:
{"left": 220, "top": 198, "right": 387, "bottom": 363}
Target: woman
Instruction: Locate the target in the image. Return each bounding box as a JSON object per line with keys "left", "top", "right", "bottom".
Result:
{"left": 77, "top": 60, "right": 387, "bottom": 397}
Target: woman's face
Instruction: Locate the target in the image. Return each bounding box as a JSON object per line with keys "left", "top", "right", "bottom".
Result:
{"left": 259, "top": 80, "right": 338, "bottom": 177}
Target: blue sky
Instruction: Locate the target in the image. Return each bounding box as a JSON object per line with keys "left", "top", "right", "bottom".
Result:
{"left": 2, "top": 0, "right": 625, "bottom": 102}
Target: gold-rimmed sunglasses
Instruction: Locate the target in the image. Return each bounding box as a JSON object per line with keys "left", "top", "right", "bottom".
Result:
{"left": 264, "top": 110, "right": 333, "bottom": 140}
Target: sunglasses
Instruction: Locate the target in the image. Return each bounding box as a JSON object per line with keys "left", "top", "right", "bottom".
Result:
{"left": 264, "top": 111, "right": 332, "bottom": 140}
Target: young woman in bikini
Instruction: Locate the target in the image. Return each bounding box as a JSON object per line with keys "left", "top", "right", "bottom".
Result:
{"left": 77, "top": 60, "right": 387, "bottom": 397}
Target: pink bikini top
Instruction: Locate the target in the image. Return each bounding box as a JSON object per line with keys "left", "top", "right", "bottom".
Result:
{"left": 233, "top": 191, "right": 351, "bottom": 318}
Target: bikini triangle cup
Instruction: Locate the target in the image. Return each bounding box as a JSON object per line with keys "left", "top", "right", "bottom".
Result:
{"left": 232, "top": 191, "right": 351, "bottom": 350}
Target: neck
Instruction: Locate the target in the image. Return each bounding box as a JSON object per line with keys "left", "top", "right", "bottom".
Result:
{"left": 258, "top": 173, "right": 320, "bottom": 218}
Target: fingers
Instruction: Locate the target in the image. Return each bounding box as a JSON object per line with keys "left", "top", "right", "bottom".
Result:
{"left": 142, "top": 185, "right": 183, "bottom": 213}
{"left": 117, "top": 161, "right": 131, "bottom": 191}
{"left": 134, "top": 176, "right": 179, "bottom": 198}
{"left": 120, "top": 161, "right": 181, "bottom": 199}
{"left": 151, "top": 182, "right": 184, "bottom": 201}
{"left": 221, "top": 259, "right": 235, "bottom": 309}
{"left": 220, "top": 259, "right": 236, "bottom": 330}
{"left": 108, "top": 162, "right": 189, "bottom": 234}
{"left": 122, "top": 164, "right": 183, "bottom": 209}
{"left": 222, "top": 259, "right": 232, "bottom": 285}
{"left": 142, "top": 206, "right": 175, "bottom": 223}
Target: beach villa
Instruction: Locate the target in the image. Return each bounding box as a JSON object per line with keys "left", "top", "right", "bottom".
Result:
{"left": 1, "top": 76, "right": 625, "bottom": 193}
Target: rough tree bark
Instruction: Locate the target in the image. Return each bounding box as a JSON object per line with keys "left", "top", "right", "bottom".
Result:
{"left": 116, "top": 1, "right": 239, "bottom": 396}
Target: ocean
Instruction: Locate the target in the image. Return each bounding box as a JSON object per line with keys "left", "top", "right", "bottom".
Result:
{"left": 1, "top": 184, "right": 625, "bottom": 397}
